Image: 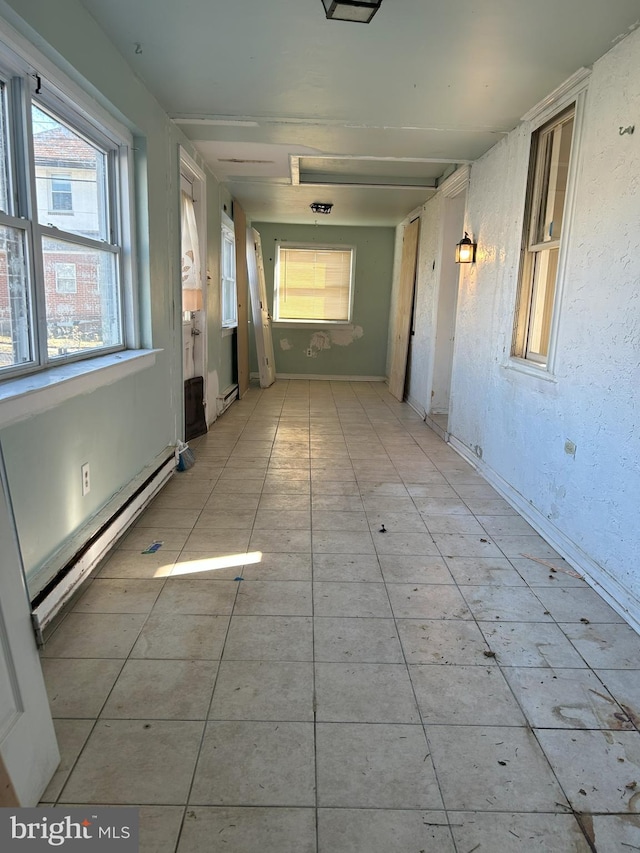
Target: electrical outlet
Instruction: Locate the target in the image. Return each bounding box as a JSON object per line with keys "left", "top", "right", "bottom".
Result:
{"left": 305, "top": 348, "right": 313, "bottom": 357}
{"left": 81, "top": 463, "right": 91, "bottom": 496}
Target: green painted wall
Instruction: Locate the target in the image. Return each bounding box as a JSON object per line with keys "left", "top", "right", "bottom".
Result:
{"left": 252, "top": 223, "right": 395, "bottom": 377}
{"left": 0, "top": 0, "right": 231, "bottom": 592}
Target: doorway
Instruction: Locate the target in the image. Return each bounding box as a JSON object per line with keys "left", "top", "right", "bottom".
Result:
{"left": 180, "top": 150, "right": 207, "bottom": 440}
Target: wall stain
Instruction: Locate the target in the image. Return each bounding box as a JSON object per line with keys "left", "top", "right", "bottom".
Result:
{"left": 308, "top": 324, "right": 364, "bottom": 355}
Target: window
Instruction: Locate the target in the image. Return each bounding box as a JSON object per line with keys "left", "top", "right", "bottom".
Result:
{"left": 274, "top": 244, "right": 354, "bottom": 324}
{"left": 0, "top": 57, "right": 131, "bottom": 378}
{"left": 49, "top": 174, "right": 73, "bottom": 212}
{"left": 512, "top": 105, "right": 575, "bottom": 366}
{"left": 54, "top": 263, "right": 77, "bottom": 294}
{"left": 221, "top": 219, "right": 237, "bottom": 328}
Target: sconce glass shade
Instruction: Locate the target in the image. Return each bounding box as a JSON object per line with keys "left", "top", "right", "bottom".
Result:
{"left": 321, "top": 0, "right": 383, "bottom": 23}
{"left": 455, "top": 232, "right": 477, "bottom": 264}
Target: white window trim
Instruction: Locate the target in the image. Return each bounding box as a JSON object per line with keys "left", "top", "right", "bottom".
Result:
{"left": 221, "top": 211, "right": 237, "bottom": 329}
{"left": 509, "top": 72, "right": 589, "bottom": 377}
{"left": 273, "top": 241, "right": 356, "bottom": 327}
{"left": 0, "top": 14, "right": 140, "bottom": 387}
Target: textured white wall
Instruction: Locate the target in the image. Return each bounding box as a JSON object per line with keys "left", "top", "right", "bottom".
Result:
{"left": 448, "top": 26, "right": 640, "bottom": 624}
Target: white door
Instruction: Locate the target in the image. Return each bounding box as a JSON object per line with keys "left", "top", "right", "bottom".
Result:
{"left": 0, "top": 449, "right": 59, "bottom": 805}
{"left": 247, "top": 227, "right": 276, "bottom": 388}
{"left": 180, "top": 156, "right": 207, "bottom": 406}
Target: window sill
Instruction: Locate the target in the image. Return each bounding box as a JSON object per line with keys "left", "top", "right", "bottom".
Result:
{"left": 272, "top": 320, "right": 352, "bottom": 329}
{"left": 0, "top": 349, "right": 161, "bottom": 429}
{"left": 502, "top": 358, "right": 558, "bottom": 383}
{"left": 221, "top": 326, "right": 237, "bottom": 337}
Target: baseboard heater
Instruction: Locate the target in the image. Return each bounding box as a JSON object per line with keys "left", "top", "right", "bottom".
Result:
{"left": 216, "top": 383, "right": 238, "bottom": 416}
{"left": 31, "top": 452, "right": 175, "bottom": 642}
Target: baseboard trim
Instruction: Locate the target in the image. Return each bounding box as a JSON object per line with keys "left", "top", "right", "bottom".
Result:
{"left": 448, "top": 435, "right": 640, "bottom": 633}
{"left": 405, "top": 395, "right": 426, "bottom": 419}
{"left": 250, "top": 372, "right": 386, "bottom": 382}
{"left": 31, "top": 450, "right": 175, "bottom": 635}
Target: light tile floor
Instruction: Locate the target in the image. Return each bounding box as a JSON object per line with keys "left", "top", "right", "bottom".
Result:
{"left": 40, "top": 380, "right": 640, "bottom": 852}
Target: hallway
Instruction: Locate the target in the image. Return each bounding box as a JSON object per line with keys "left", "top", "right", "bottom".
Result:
{"left": 39, "top": 381, "right": 640, "bottom": 851}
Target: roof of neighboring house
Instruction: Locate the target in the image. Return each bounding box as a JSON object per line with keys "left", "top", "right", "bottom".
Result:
{"left": 33, "top": 127, "right": 97, "bottom": 170}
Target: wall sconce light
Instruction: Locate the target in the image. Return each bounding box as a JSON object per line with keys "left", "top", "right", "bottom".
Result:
{"left": 310, "top": 202, "right": 333, "bottom": 214}
{"left": 321, "top": 0, "right": 383, "bottom": 23}
{"left": 455, "top": 232, "right": 477, "bottom": 264}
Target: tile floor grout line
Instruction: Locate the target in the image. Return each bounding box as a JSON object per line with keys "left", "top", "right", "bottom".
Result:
{"left": 296, "top": 383, "right": 322, "bottom": 853}
{"left": 39, "top": 382, "right": 640, "bottom": 850}
{"left": 172, "top": 383, "right": 273, "bottom": 853}
{"left": 366, "top": 403, "right": 458, "bottom": 848}
{"left": 47, "top": 549, "right": 180, "bottom": 806}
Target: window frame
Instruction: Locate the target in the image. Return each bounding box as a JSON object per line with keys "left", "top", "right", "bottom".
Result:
{"left": 273, "top": 241, "right": 356, "bottom": 327}
{"left": 510, "top": 82, "right": 587, "bottom": 374}
{"left": 0, "top": 33, "right": 137, "bottom": 383}
{"left": 220, "top": 213, "right": 237, "bottom": 330}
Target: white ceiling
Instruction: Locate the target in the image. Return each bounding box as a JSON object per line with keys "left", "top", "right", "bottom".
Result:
{"left": 80, "top": 0, "right": 640, "bottom": 226}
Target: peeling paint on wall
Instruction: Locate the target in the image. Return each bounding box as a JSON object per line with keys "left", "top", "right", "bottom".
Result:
{"left": 308, "top": 324, "right": 364, "bottom": 355}
{"left": 310, "top": 331, "right": 331, "bottom": 352}
{"left": 330, "top": 324, "right": 364, "bottom": 346}
{"left": 279, "top": 338, "right": 293, "bottom": 350}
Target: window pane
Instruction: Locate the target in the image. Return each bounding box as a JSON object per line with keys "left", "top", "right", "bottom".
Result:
{"left": 222, "top": 233, "right": 235, "bottom": 278}
{"left": 527, "top": 248, "right": 559, "bottom": 360}
{"left": 221, "top": 277, "right": 237, "bottom": 326}
{"left": 534, "top": 114, "right": 574, "bottom": 245}
{"left": 0, "top": 226, "right": 33, "bottom": 369}
{"left": 43, "top": 237, "right": 121, "bottom": 358}
{"left": 0, "top": 83, "right": 10, "bottom": 214}
{"left": 32, "top": 105, "right": 109, "bottom": 241}
{"left": 277, "top": 247, "right": 352, "bottom": 322}
{"left": 55, "top": 262, "right": 77, "bottom": 293}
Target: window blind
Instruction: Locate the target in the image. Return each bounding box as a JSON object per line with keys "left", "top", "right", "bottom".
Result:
{"left": 276, "top": 247, "right": 352, "bottom": 322}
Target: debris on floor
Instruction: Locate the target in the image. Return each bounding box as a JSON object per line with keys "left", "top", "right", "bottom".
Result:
{"left": 520, "top": 552, "right": 584, "bottom": 579}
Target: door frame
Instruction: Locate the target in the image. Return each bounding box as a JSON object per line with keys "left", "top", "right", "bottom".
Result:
{"left": 179, "top": 148, "right": 208, "bottom": 425}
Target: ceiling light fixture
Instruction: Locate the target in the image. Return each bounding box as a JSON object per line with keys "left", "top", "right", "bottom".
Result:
{"left": 455, "top": 232, "right": 477, "bottom": 264}
{"left": 321, "top": 0, "right": 383, "bottom": 24}
{"left": 310, "top": 202, "right": 333, "bottom": 214}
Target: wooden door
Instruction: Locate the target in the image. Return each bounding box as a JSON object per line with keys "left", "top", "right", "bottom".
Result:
{"left": 247, "top": 227, "right": 276, "bottom": 388}
{"left": 233, "top": 202, "right": 250, "bottom": 397}
{"left": 388, "top": 217, "right": 420, "bottom": 401}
